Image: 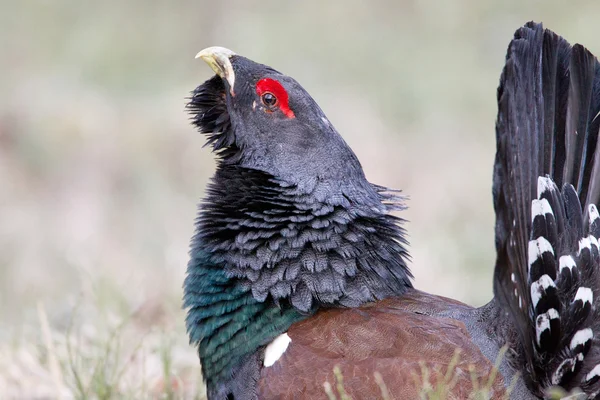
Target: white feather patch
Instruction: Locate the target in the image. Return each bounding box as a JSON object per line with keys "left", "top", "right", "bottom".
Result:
{"left": 531, "top": 198, "right": 553, "bottom": 221}
{"left": 570, "top": 328, "right": 593, "bottom": 351}
{"left": 559, "top": 255, "right": 576, "bottom": 272}
{"left": 536, "top": 314, "right": 550, "bottom": 346}
{"left": 528, "top": 237, "right": 555, "bottom": 271}
{"left": 552, "top": 358, "right": 576, "bottom": 385}
{"left": 579, "top": 237, "right": 592, "bottom": 254}
{"left": 590, "top": 235, "right": 599, "bottom": 250}
{"left": 535, "top": 309, "right": 558, "bottom": 346}
{"left": 574, "top": 287, "right": 593, "bottom": 306}
{"left": 586, "top": 364, "right": 600, "bottom": 382}
{"left": 528, "top": 241, "right": 538, "bottom": 268}
{"left": 264, "top": 333, "right": 292, "bottom": 367}
{"left": 537, "top": 237, "right": 554, "bottom": 255}
{"left": 590, "top": 204, "right": 600, "bottom": 225}
{"left": 537, "top": 176, "right": 555, "bottom": 198}
{"left": 530, "top": 274, "right": 556, "bottom": 308}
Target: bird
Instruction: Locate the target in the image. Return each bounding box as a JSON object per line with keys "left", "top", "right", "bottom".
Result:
{"left": 183, "top": 22, "right": 600, "bottom": 399}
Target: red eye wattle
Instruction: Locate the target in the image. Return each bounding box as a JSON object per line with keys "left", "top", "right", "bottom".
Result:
{"left": 255, "top": 78, "right": 295, "bottom": 119}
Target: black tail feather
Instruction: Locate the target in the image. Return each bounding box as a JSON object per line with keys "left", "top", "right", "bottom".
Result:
{"left": 564, "top": 46, "right": 596, "bottom": 191}
{"left": 493, "top": 22, "right": 600, "bottom": 397}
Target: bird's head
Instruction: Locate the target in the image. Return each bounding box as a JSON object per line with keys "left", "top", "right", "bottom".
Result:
{"left": 185, "top": 47, "right": 411, "bottom": 314}
{"left": 188, "top": 46, "right": 372, "bottom": 199}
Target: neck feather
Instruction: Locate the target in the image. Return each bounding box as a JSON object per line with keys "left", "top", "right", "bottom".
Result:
{"left": 197, "top": 164, "right": 412, "bottom": 311}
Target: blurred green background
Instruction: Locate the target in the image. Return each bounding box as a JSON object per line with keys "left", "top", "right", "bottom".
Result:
{"left": 2, "top": 0, "right": 600, "bottom": 397}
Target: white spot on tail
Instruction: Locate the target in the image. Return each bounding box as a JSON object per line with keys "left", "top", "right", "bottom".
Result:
{"left": 590, "top": 204, "right": 600, "bottom": 225}
{"left": 530, "top": 274, "right": 556, "bottom": 308}
{"left": 528, "top": 237, "right": 554, "bottom": 269}
{"left": 535, "top": 308, "right": 559, "bottom": 346}
{"left": 590, "top": 235, "right": 599, "bottom": 250}
{"left": 537, "top": 237, "right": 554, "bottom": 255}
{"left": 574, "top": 287, "right": 593, "bottom": 306}
{"left": 511, "top": 273, "right": 517, "bottom": 283}
{"left": 586, "top": 364, "right": 600, "bottom": 382}
{"left": 264, "top": 333, "right": 292, "bottom": 367}
{"left": 531, "top": 198, "right": 553, "bottom": 220}
{"left": 559, "top": 255, "right": 576, "bottom": 272}
{"left": 570, "top": 328, "right": 593, "bottom": 351}
{"left": 536, "top": 315, "right": 550, "bottom": 345}
{"left": 537, "top": 176, "right": 555, "bottom": 198}
{"left": 579, "top": 237, "right": 592, "bottom": 254}
{"left": 552, "top": 358, "right": 575, "bottom": 385}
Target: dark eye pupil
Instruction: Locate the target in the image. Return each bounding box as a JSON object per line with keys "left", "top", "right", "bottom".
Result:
{"left": 262, "top": 93, "right": 277, "bottom": 106}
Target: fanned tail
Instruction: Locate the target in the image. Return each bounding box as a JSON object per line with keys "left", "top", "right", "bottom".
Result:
{"left": 493, "top": 22, "right": 600, "bottom": 397}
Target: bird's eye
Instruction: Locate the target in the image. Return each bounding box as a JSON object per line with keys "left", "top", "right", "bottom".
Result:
{"left": 261, "top": 92, "right": 278, "bottom": 107}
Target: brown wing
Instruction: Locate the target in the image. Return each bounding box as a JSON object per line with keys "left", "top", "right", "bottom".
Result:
{"left": 258, "top": 291, "right": 506, "bottom": 400}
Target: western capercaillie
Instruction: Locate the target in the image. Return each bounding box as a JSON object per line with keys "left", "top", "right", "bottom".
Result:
{"left": 183, "top": 22, "right": 600, "bottom": 399}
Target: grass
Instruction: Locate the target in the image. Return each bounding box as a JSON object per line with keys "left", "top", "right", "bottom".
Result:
{"left": 545, "top": 387, "right": 586, "bottom": 400}
{"left": 323, "top": 349, "right": 590, "bottom": 399}
{"left": 324, "top": 348, "right": 518, "bottom": 400}
{"left": 0, "top": 299, "right": 205, "bottom": 399}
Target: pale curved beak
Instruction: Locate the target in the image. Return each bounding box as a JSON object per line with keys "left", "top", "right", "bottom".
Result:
{"left": 196, "top": 46, "right": 236, "bottom": 96}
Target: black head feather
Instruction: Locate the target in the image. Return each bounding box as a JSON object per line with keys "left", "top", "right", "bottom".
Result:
{"left": 187, "top": 75, "right": 240, "bottom": 162}
{"left": 186, "top": 55, "right": 378, "bottom": 196}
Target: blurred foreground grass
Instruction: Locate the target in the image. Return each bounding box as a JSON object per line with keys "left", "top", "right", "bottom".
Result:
{"left": 1, "top": 297, "right": 204, "bottom": 398}
{"left": 2, "top": 0, "right": 600, "bottom": 398}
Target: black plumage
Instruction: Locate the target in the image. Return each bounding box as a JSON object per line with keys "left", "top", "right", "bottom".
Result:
{"left": 193, "top": 163, "right": 411, "bottom": 311}
{"left": 184, "top": 23, "right": 600, "bottom": 399}
{"left": 493, "top": 22, "right": 600, "bottom": 396}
